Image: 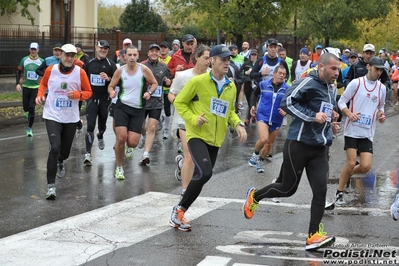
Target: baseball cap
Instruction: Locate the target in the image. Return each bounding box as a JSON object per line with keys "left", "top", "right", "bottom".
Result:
{"left": 30, "top": 42, "right": 39, "bottom": 49}
{"left": 229, "top": 44, "right": 238, "bottom": 50}
{"left": 277, "top": 43, "right": 283, "bottom": 47}
{"left": 344, "top": 49, "right": 350, "bottom": 53}
{"left": 182, "top": 34, "right": 195, "bottom": 42}
{"left": 209, "top": 45, "right": 231, "bottom": 58}
{"left": 299, "top": 47, "right": 309, "bottom": 55}
{"left": 368, "top": 57, "right": 385, "bottom": 68}
{"left": 61, "top": 44, "right": 77, "bottom": 54}
{"left": 315, "top": 44, "right": 323, "bottom": 49}
{"left": 160, "top": 41, "right": 170, "bottom": 49}
{"left": 172, "top": 39, "right": 180, "bottom": 46}
{"left": 267, "top": 38, "right": 278, "bottom": 45}
{"left": 250, "top": 49, "right": 258, "bottom": 55}
{"left": 119, "top": 49, "right": 126, "bottom": 56}
{"left": 97, "top": 40, "right": 110, "bottom": 49}
{"left": 363, "top": 43, "right": 375, "bottom": 52}
{"left": 53, "top": 43, "right": 63, "bottom": 50}
{"left": 148, "top": 43, "right": 160, "bottom": 50}
{"left": 123, "top": 38, "right": 132, "bottom": 45}
{"left": 349, "top": 52, "right": 358, "bottom": 58}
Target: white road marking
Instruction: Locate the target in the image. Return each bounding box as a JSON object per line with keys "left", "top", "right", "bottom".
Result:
{"left": 197, "top": 256, "right": 231, "bottom": 266}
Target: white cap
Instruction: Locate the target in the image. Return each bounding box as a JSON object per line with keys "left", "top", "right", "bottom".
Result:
{"left": 363, "top": 44, "right": 375, "bottom": 52}
{"left": 123, "top": 38, "right": 132, "bottom": 45}
{"left": 277, "top": 43, "right": 283, "bottom": 47}
{"left": 30, "top": 42, "right": 39, "bottom": 49}
{"left": 61, "top": 44, "right": 77, "bottom": 54}
{"left": 344, "top": 49, "right": 350, "bottom": 53}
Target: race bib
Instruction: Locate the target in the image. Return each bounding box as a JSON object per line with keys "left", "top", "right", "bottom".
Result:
{"left": 55, "top": 97, "right": 72, "bottom": 108}
{"left": 353, "top": 114, "right": 372, "bottom": 129}
{"left": 90, "top": 74, "right": 105, "bottom": 86}
{"left": 320, "top": 101, "right": 333, "bottom": 122}
{"left": 210, "top": 97, "right": 229, "bottom": 118}
{"left": 27, "top": 71, "right": 38, "bottom": 81}
{"left": 151, "top": 86, "right": 163, "bottom": 98}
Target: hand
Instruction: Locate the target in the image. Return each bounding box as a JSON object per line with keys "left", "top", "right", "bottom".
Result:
{"left": 332, "top": 110, "right": 339, "bottom": 122}
{"left": 143, "top": 91, "right": 151, "bottom": 100}
{"left": 331, "top": 122, "right": 341, "bottom": 134}
{"left": 348, "top": 111, "right": 360, "bottom": 122}
{"left": 196, "top": 113, "right": 208, "bottom": 126}
{"left": 176, "top": 65, "right": 184, "bottom": 71}
{"left": 250, "top": 106, "right": 256, "bottom": 116}
{"left": 278, "top": 108, "right": 286, "bottom": 116}
{"left": 109, "top": 90, "right": 117, "bottom": 98}
{"left": 99, "top": 72, "right": 109, "bottom": 81}
{"left": 314, "top": 112, "right": 328, "bottom": 124}
{"left": 164, "top": 78, "right": 171, "bottom": 86}
{"left": 67, "top": 91, "right": 75, "bottom": 99}
{"left": 235, "top": 125, "right": 247, "bottom": 142}
{"left": 378, "top": 112, "right": 386, "bottom": 124}
{"left": 35, "top": 96, "right": 45, "bottom": 105}
{"left": 16, "top": 84, "right": 21, "bottom": 92}
{"left": 261, "top": 67, "right": 270, "bottom": 76}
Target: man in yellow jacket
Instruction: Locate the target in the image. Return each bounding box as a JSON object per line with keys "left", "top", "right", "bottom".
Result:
{"left": 169, "top": 45, "right": 247, "bottom": 231}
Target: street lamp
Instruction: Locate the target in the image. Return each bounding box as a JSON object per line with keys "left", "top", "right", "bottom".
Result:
{"left": 64, "top": 0, "right": 70, "bottom": 44}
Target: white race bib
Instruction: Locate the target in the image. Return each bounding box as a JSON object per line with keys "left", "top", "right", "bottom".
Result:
{"left": 27, "top": 71, "right": 38, "bottom": 81}
{"left": 90, "top": 74, "right": 105, "bottom": 86}
{"left": 151, "top": 86, "right": 163, "bottom": 98}
{"left": 353, "top": 113, "right": 372, "bottom": 129}
{"left": 210, "top": 97, "right": 229, "bottom": 118}
{"left": 55, "top": 97, "right": 72, "bottom": 108}
{"left": 320, "top": 101, "right": 333, "bottom": 122}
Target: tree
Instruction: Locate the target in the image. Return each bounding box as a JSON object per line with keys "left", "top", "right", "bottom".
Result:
{"left": 119, "top": 0, "right": 168, "bottom": 33}
{"left": 0, "top": 0, "right": 41, "bottom": 25}
{"left": 98, "top": 1, "right": 124, "bottom": 30}
{"left": 295, "top": 0, "right": 391, "bottom": 47}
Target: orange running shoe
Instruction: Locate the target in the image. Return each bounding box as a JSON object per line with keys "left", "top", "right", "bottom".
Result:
{"left": 305, "top": 223, "right": 335, "bottom": 251}
{"left": 243, "top": 187, "right": 258, "bottom": 219}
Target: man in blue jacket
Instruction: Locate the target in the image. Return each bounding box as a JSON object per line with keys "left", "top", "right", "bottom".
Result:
{"left": 243, "top": 52, "right": 341, "bottom": 251}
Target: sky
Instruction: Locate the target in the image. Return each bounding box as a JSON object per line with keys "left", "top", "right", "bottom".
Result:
{"left": 101, "top": 0, "right": 131, "bottom": 6}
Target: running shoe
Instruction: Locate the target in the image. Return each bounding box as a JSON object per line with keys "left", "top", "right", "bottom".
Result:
{"left": 57, "top": 162, "right": 65, "bottom": 178}
{"left": 390, "top": 194, "right": 399, "bottom": 221}
{"left": 248, "top": 153, "right": 258, "bottom": 167}
{"left": 46, "top": 183, "right": 57, "bottom": 200}
{"left": 175, "top": 155, "right": 183, "bottom": 181}
{"left": 137, "top": 136, "right": 145, "bottom": 149}
{"left": 256, "top": 158, "right": 264, "bottom": 173}
{"left": 26, "top": 127, "right": 33, "bottom": 137}
{"left": 125, "top": 144, "right": 134, "bottom": 159}
{"left": 97, "top": 133, "right": 105, "bottom": 150}
{"left": 335, "top": 191, "right": 345, "bottom": 206}
{"left": 324, "top": 200, "right": 335, "bottom": 210}
{"left": 243, "top": 187, "right": 258, "bottom": 219}
{"left": 305, "top": 223, "right": 335, "bottom": 251}
{"left": 83, "top": 153, "right": 92, "bottom": 166}
{"left": 267, "top": 154, "right": 273, "bottom": 159}
{"left": 115, "top": 168, "right": 125, "bottom": 180}
{"left": 140, "top": 154, "right": 150, "bottom": 165}
{"left": 177, "top": 140, "right": 183, "bottom": 153}
{"left": 169, "top": 205, "right": 192, "bottom": 231}
{"left": 163, "top": 128, "right": 169, "bottom": 139}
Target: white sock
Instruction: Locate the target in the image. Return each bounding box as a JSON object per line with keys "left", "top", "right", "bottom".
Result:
{"left": 117, "top": 166, "right": 123, "bottom": 172}
{"left": 143, "top": 151, "right": 149, "bottom": 157}
{"left": 179, "top": 158, "right": 183, "bottom": 168}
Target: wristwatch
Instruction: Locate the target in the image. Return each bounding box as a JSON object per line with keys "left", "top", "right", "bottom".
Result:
{"left": 148, "top": 91, "right": 152, "bottom": 95}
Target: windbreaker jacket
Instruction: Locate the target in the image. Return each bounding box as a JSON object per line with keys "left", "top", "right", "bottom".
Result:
{"left": 280, "top": 70, "right": 336, "bottom": 146}
{"left": 174, "top": 71, "right": 241, "bottom": 147}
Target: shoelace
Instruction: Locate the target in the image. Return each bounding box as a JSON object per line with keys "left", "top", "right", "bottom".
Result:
{"left": 248, "top": 194, "right": 259, "bottom": 212}
{"left": 317, "top": 223, "right": 327, "bottom": 237}
{"left": 176, "top": 209, "right": 187, "bottom": 224}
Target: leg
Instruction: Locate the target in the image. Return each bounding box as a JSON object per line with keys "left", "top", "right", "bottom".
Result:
{"left": 59, "top": 123, "right": 78, "bottom": 162}
{"left": 27, "top": 89, "right": 38, "bottom": 128}
{"left": 85, "top": 99, "right": 98, "bottom": 154}
{"left": 45, "top": 120, "right": 63, "bottom": 185}
{"left": 260, "top": 128, "right": 279, "bottom": 159}
{"left": 179, "top": 129, "right": 194, "bottom": 190}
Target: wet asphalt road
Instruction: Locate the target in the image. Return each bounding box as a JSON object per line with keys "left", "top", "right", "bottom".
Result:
{"left": 1, "top": 102, "right": 399, "bottom": 265}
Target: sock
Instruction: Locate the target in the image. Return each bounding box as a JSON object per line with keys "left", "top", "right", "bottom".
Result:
{"left": 254, "top": 151, "right": 260, "bottom": 155}
{"left": 164, "top": 116, "right": 170, "bottom": 129}
{"left": 117, "top": 166, "right": 123, "bottom": 172}
{"left": 181, "top": 189, "right": 186, "bottom": 195}
{"left": 336, "top": 190, "right": 343, "bottom": 195}
{"left": 143, "top": 151, "right": 149, "bottom": 157}
{"left": 178, "top": 158, "right": 183, "bottom": 168}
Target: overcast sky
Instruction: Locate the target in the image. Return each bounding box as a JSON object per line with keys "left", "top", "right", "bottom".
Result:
{"left": 101, "top": 0, "right": 131, "bottom": 6}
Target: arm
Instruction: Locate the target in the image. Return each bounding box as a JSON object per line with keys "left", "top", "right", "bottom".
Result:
{"left": 174, "top": 78, "right": 199, "bottom": 126}
{"left": 250, "top": 83, "right": 261, "bottom": 108}
{"left": 78, "top": 68, "right": 93, "bottom": 100}
{"left": 35, "top": 66, "right": 52, "bottom": 105}
{"left": 167, "top": 56, "right": 177, "bottom": 78}
{"left": 35, "top": 60, "right": 48, "bottom": 77}
{"left": 142, "top": 65, "right": 158, "bottom": 100}
{"left": 249, "top": 58, "right": 263, "bottom": 81}
{"left": 108, "top": 68, "right": 122, "bottom": 98}
{"left": 290, "top": 61, "right": 296, "bottom": 83}
{"left": 338, "top": 79, "right": 360, "bottom": 121}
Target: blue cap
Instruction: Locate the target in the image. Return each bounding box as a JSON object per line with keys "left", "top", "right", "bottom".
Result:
{"left": 315, "top": 44, "right": 322, "bottom": 49}
{"left": 210, "top": 45, "right": 231, "bottom": 58}
{"left": 300, "top": 47, "right": 309, "bottom": 55}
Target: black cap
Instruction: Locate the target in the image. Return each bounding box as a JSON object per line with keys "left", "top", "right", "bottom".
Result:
{"left": 182, "top": 34, "right": 195, "bottom": 42}
{"left": 368, "top": 57, "right": 385, "bottom": 69}
{"left": 75, "top": 43, "right": 83, "bottom": 49}
{"left": 97, "top": 40, "right": 110, "bottom": 49}
{"left": 267, "top": 38, "right": 278, "bottom": 45}
{"left": 229, "top": 44, "right": 238, "bottom": 50}
{"left": 160, "top": 41, "right": 170, "bottom": 49}
{"left": 53, "top": 43, "right": 63, "bottom": 50}
{"left": 250, "top": 49, "right": 258, "bottom": 55}
{"left": 119, "top": 49, "right": 126, "bottom": 56}
{"left": 210, "top": 45, "right": 231, "bottom": 58}
{"left": 349, "top": 52, "right": 358, "bottom": 58}
{"left": 148, "top": 43, "right": 160, "bottom": 50}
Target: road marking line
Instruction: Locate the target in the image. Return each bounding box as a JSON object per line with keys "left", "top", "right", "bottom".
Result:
{"left": 197, "top": 256, "right": 231, "bottom": 266}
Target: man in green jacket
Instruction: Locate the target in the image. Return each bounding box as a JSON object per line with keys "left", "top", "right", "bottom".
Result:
{"left": 169, "top": 45, "right": 247, "bottom": 231}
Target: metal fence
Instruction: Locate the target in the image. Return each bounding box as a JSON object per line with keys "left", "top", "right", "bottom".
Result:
{"left": 0, "top": 24, "right": 165, "bottom": 75}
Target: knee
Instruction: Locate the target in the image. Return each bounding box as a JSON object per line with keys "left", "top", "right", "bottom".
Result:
{"left": 147, "top": 124, "right": 156, "bottom": 134}
{"left": 358, "top": 162, "right": 372, "bottom": 173}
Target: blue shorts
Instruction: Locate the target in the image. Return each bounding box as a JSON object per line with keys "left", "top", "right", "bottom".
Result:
{"left": 257, "top": 119, "right": 281, "bottom": 132}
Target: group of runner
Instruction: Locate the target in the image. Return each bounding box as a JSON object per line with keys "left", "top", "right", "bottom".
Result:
{"left": 16, "top": 37, "right": 397, "bottom": 251}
